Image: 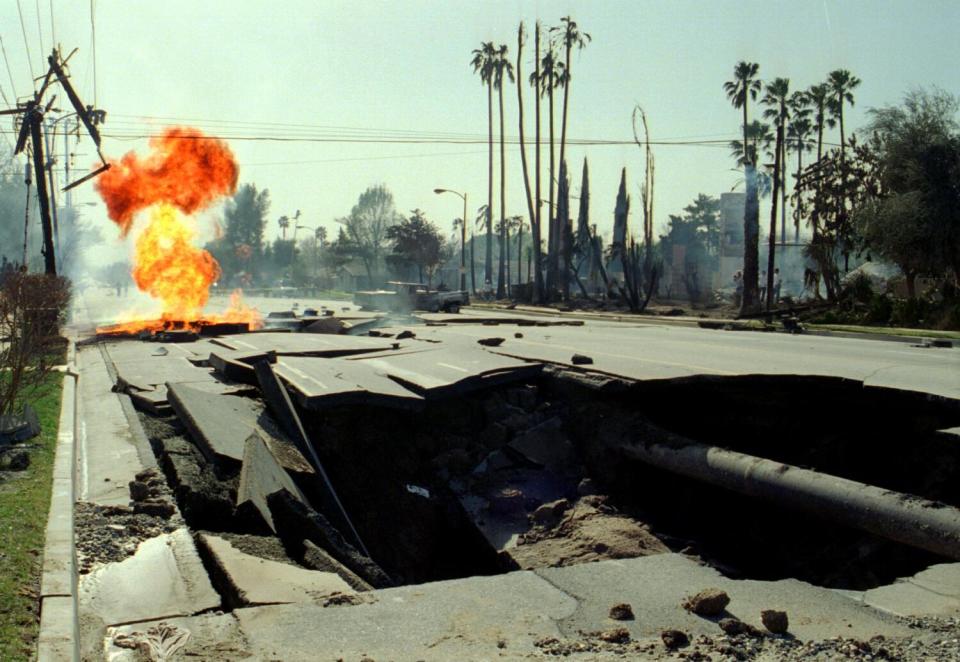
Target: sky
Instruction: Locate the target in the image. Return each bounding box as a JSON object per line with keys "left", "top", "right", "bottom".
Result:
{"left": 2, "top": 0, "right": 959, "bottom": 265}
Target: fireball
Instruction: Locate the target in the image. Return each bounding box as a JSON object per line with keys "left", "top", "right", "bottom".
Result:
{"left": 94, "top": 127, "right": 262, "bottom": 333}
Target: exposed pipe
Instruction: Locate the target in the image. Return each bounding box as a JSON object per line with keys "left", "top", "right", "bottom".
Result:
{"left": 616, "top": 422, "right": 960, "bottom": 560}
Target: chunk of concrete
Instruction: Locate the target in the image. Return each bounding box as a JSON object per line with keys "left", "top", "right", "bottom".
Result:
{"left": 301, "top": 540, "right": 373, "bottom": 592}
{"left": 80, "top": 528, "right": 219, "bottom": 627}
{"left": 198, "top": 533, "right": 353, "bottom": 606}
{"left": 237, "top": 433, "right": 308, "bottom": 533}
{"left": 233, "top": 570, "right": 576, "bottom": 660}
{"left": 267, "top": 490, "right": 392, "bottom": 589}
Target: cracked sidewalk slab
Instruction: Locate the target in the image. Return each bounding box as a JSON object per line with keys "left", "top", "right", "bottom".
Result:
{"left": 79, "top": 528, "right": 219, "bottom": 628}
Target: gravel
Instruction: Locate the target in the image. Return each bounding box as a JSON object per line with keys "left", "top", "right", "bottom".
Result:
{"left": 74, "top": 501, "right": 180, "bottom": 574}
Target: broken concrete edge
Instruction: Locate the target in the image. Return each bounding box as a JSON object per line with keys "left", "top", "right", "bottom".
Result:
{"left": 38, "top": 338, "right": 80, "bottom": 662}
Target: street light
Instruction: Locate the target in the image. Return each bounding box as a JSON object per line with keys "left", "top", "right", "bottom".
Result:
{"left": 434, "top": 188, "right": 467, "bottom": 291}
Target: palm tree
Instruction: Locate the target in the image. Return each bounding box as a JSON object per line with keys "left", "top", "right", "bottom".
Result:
{"left": 827, "top": 69, "right": 861, "bottom": 160}
{"left": 536, "top": 44, "right": 565, "bottom": 297}
{"left": 786, "top": 114, "right": 814, "bottom": 241}
{"left": 531, "top": 23, "right": 544, "bottom": 302}
{"left": 515, "top": 23, "right": 537, "bottom": 288}
{"left": 553, "top": 16, "right": 590, "bottom": 199}
{"left": 512, "top": 215, "right": 525, "bottom": 284}
{"left": 492, "top": 43, "right": 515, "bottom": 299}
{"left": 724, "top": 61, "right": 762, "bottom": 313}
{"left": 278, "top": 215, "right": 290, "bottom": 240}
{"left": 762, "top": 77, "right": 790, "bottom": 309}
{"left": 806, "top": 82, "right": 836, "bottom": 246}
{"left": 729, "top": 120, "right": 773, "bottom": 167}
{"left": 471, "top": 41, "right": 496, "bottom": 289}
{"left": 827, "top": 69, "right": 861, "bottom": 271}
{"left": 724, "top": 62, "right": 763, "bottom": 166}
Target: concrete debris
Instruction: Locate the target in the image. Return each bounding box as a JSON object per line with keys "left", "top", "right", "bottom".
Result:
{"left": 236, "top": 433, "right": 310, "bottom": 533}
{"left": 609, "top": 602, "right": 635, "bottom": 620}
{"left": 302, "top": 540, "right": 374, "bottom": 592}
{"left": 683, "top": 588, "right": 731, "bottom": 616}
{"left": 267, "top": 490, "right": 393, "bottom": 589}
{"left": 477, "top": 337, "right": 505, "bottom": 346}
{"left": 599, "top": 626, "right": 631, "bottom": 643}
{"left": 571, "top": 353, "right": 594, "bottom": 365}
{"left": 395, "top": 330, "right": 416, "bottom": 339}
{"left": 660, "top": 629, "right": 690, "bottom": 649}
{"left": 718, "top": 617, "right": 761, "bottom": 637}
{"left": 761, "top": 608, "right": 790, "bottom": 634}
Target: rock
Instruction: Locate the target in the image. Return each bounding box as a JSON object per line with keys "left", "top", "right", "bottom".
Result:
{"left": 530, "top": 498, "right": 570, "bottom": 525}
{"left": 431, "top": 448, "right": 473, "bottom": 475}
{"left": 609, "top": 603, "right": 634, "bottom": 621}
{"left": 514, "top": 332, "right": 524, "bottom": 338}
{"left": 682, "top": 588, "right": 730, "bottom": 616}
{"left": 718, "top": 618, "right": 761, "bottom": 636}
{"left": 132, "top": 500, "right": 176, "bottom": 519}
{"left": 661, "top": 629, "right": 689, "bottom": 649}
{"left": 571, "top": 354, "right": 593, "bottom": 365}
{"left": 577, "top": 478, "right": 599, "bottom": 496}
{"left": 599, "top": 627, "right": 630, "bottom": 643}
{"left": 477, "top": 337, "right": 505, "bottom": 347}
{"left": 488, "top": 487, "right": 525, "bottom": 515}
{"left": 128, "top": 480, "right": 151, "bottom": 502}
{"left": 760, "top": 609, "right": 789, "bottom": 634}
{"left": 0, "top": 448, "right": 30, "bottom": 471}
{"left": 395, "top": 330, "right": 416, "bottom": 340}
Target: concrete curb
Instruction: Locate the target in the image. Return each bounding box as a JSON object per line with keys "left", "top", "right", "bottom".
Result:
{"left": 37, "top": 338, "right": 80, "bottom": 662}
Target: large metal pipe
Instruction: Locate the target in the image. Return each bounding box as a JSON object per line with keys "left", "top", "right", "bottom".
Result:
{"left": 617, "top": 423, "right": 960, "bottom": 560}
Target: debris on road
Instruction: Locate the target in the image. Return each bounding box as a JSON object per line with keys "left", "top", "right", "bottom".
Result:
{"left": 761, "top": 608, "right": 790, "bottom": 634}
{"left": 682, "top": 588, "right": 731, "bottom": 616}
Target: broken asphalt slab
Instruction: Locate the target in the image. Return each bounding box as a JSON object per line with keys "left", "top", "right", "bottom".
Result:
{"left": 273, "top": 355, "right": 425, "bottom": 411}
{"left": 352, "top": 346, "right": 542, "bottom": 399}
{"left": 210, "top": 331, "right": 403, "bottom": 357}
{"left": 166, "top": 381, "right": 312, "bottom": 474}
{"left": 236, "top": 433, "right": 309, "bottom": 532}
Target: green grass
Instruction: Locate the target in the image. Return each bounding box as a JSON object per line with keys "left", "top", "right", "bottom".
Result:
{"left": 807, "top": 324, "right": 960, "bottom": 340}
{"left": 0, "top": 372, "right": 64, "bottom": 661}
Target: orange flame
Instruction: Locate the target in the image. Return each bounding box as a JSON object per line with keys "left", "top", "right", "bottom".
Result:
{"left": 95, "top": 127, "right": 261, "bottom": 335}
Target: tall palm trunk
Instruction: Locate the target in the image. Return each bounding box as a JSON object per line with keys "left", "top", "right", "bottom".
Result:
{"left": 766, "top": 120, "right": 783, "bottom": 311}
{"left": 559, "top": 40, "right": 572, "bottom": 200}
{"left": 532, "top": 24, "right": 543, "bottom": 303}
{"left": 470, "top": 230, "right": 476, "bottom": 294}
{"left": 546, "top": 67, "right": 557, "bottom": 297}
{"left": 516, "top": 24, "right": 536, "bottom": 259}
{"left": 496, "top": 82, "right": 507, "bottom": 298}
{"left": 740, "top": 96, "right": 758, "bottom": 314}
{"left": 838, "top": 100, "right": 849, "bottom": 272}
{"left": 486, "top": 82, "right": 493, "bottom": 290}
{"left": 780, "top": 129, "right": 787, "bottom": 245}
{"left": 794, "top": 139, "right": 804, "bottom": 242}
{"left": 517, "top": 222, "right": 523, "bottom": 284}
{"left": 505, "top": 223, "right": 511, "bottom": 287}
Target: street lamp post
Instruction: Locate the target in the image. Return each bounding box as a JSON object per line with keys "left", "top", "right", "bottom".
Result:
{"left": 434, "top": 188, "right": 467, "bottom": 291}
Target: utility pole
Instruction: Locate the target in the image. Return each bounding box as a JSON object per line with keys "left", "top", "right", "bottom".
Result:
{"left": 1, "top": 48, "right": 108, "bottom": 275}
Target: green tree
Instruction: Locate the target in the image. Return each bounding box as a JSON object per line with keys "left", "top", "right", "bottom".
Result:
{"left": 856, "top": 89, "right": 960, "bottom": 294}
{"left": 471, "top": 41, "right": 496, "bottom": 289}
{"left": 660, "top": 194, "right": 721, "bottom": 302}
{"left": 336, "top": 184, "right": 400, "bottom": 287}
{"left": 206, "top": 182, "right": 269, "bottom": 285}
{"left": 387, "top": 209, "right": 445, "bottom": 285}
{"left": 724, "top": 61, "right": 763, "bottom": 313}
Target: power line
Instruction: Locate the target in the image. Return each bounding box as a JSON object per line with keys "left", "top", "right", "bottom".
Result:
{"left": 16, "top": 0, "right": 37, "bottom": 84}
{"left": 0, "top": 35, "right": 18, "bottom": 101}
{"left": 35, "top": 0, "right": 45, "bottom": 63}
{"left": 49, "top": 0, "right": 55, "bottom": 51}
{"left": 89, "top": 0, "right": 97, "bottom": 106}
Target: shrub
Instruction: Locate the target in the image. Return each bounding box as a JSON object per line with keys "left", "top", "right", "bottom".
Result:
{"left": 0, "top": 273, "right": 71, "bottom": 416}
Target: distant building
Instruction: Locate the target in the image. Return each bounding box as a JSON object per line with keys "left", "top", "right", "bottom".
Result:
{"left": 719, "top": 192, "right": 745, "bottom": 287}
